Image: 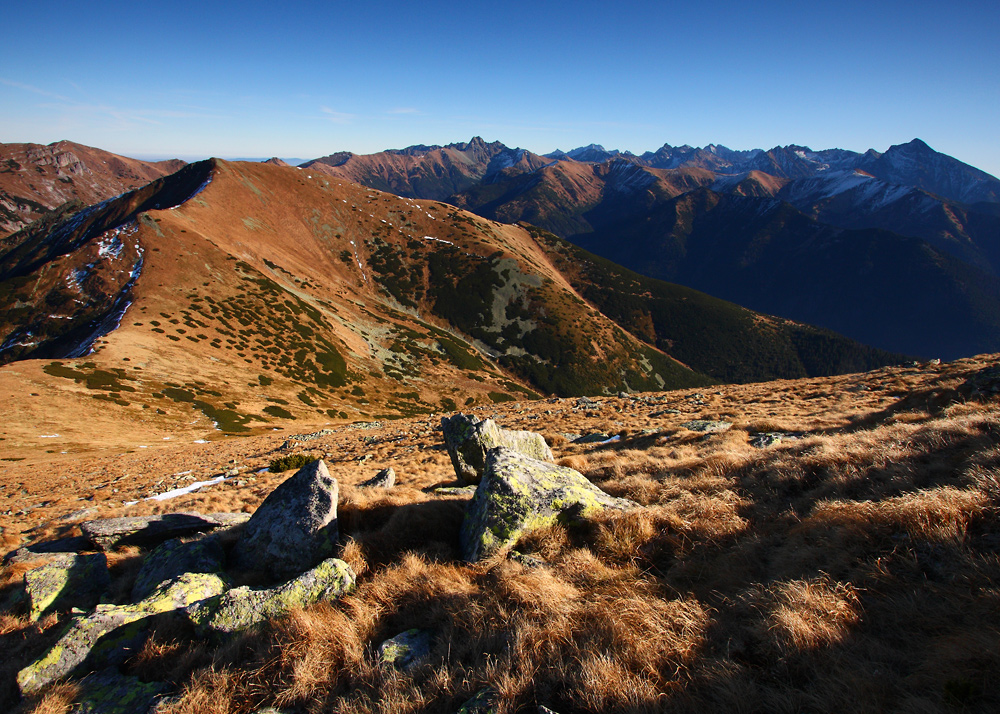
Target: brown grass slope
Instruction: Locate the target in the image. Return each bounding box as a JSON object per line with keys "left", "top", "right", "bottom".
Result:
{"left": 0, "top": 158, "right": 704, "bottom": 456}
{"left": 0, "top": 141, "right": 185, "bottom": 237}
{"left": 1, "top": 355, "right": 999, "bottom": 713}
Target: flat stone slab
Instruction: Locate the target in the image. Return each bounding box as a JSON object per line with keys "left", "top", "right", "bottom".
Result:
{"left": 4, "top": 536, "right": 94, "bottom": 564}
{"left": 81, "top": 513, "right": 247, "bottom": 551}
{"left": 186, "top": 557, "right": 355, "bottom": 635}
{"left": 461, "top": 447, "right": 636, "bottom": 562}
{"left": 25, "top": 552, "right": 110, "bottom": 621}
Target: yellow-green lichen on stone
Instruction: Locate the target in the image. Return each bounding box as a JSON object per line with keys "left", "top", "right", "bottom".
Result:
{"left": 73, "top": 667, "right": 170, "bottom": 714}
{"left": 378, "top": 628, "right": 432, "bottom": 670}
{"left": 460, "top": 447, "right": 636, "bottom": 562}
{"left": 17, "top": 572, "right": 228, "bottom": 695}
{"left": 442, "top": 414, "right": 553, "bottom": 485}
{"left": 186, "top": 557, "right": 355, "bottom": 636}
{"left": 24, "top": 552, "right": 110, "bottom": 621}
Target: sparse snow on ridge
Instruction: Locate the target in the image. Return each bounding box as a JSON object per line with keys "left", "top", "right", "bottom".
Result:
{"left": 124, "top": 475, "right": 231, "bottom": 505}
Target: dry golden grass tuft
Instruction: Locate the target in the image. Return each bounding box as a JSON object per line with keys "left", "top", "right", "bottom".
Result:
{"left": 4, "top": 356, "right": 1000, "bottom": 711}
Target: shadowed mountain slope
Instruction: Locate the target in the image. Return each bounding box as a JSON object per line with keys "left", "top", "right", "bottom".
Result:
{"left": 0, "top": 160, "right": 903, "bottom": 449}
{"left": 0, "top": 141, "right": 186, "bottom": 237}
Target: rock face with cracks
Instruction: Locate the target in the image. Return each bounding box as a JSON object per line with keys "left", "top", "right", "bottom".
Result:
{"left": 233, "top": 460, "right": 340, "bottom": 578}
{"left": 17, "top": 572, "right": 228, "bottom": 695}
{"left": 460, "top": 447, "right": 636, "bottom": 562}
{"left": 186, "top": 557, "right": 356, "bottom": 635}
{"left": 442, "top": 413, "right": 553, "bottom": 485}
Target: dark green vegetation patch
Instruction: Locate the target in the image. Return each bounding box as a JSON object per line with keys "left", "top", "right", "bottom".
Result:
{"left": 268, "top": 453, "right": 318, "bottom": 473}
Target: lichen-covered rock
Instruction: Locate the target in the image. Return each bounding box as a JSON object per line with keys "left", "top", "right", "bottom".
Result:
{"left": 433, "top": 485, "right": 477, "bottom": 497}
{"left": 442, "top": 414, "right": 553, "bottom": 485}
{"left": 461, "top": 447, "right": 635, "bottom": 562}
{"left": 81, "top": 513, "right": 242, "bottom": 551}
{"left": 72, "top": 668, "right": 170, "bottom": 714}
{"left": 25, "top": 552, "right": 110, "bottom": 621}
{"left": 456, "top": 688, "right": 498, "bottom": 714}
{"left": 378, "top": 628, "right": 432, "bottom": 671}
{"left": 679, "top": 420, "right": 732, "bottom": 434}
{"left": 18, "top": 572, "right": 228, "bottom": 695}
{"left": 232, "top": 460, "right": 339, "bottom": 578}
{"left": 359, "top": 467, "right": 395, "bottom": 489}
{"left": 131, "top": 537, "right": 225, "bottom": 602}
{"left": 186, "top": 557, "right": 355, "bottom": 635}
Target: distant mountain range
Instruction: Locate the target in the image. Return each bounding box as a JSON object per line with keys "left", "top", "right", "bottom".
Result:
{"left": 4, "top": 135, "right": 998, "bottom": 365}
{"left": 0, "top": 157, "right": 906, "bottom": 440}
{"left": 293, "top": 136, "right": 999, "bottom": 359}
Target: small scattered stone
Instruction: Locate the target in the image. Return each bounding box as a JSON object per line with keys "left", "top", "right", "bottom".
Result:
{"left": 378, "top": 628, "right": 432, "bottom": 671}
{"left": 432, "top": 485, "right": 477, "bottom": 497}
{"left": 509, "top": 551, "right": 545, "bottom": 568}
{"left": 679, "top": 420, "right": 732, "bottom": 434}
{"left": 359, "top": 467, "right": 395, "bottom": 488}
{"left": 571, "top": 433, "right": 610, "bottom": 444}
{"left": 457, "top": 688, "right": 498, "bottom": 714}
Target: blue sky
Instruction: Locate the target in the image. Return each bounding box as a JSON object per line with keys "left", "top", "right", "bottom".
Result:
{"left": 3, "top": 0, "right": 998, "bottom": 175}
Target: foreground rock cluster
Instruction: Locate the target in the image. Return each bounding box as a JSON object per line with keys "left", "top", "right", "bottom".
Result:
{"left": 6, "top": 413, "right": 630, "bottom": 712}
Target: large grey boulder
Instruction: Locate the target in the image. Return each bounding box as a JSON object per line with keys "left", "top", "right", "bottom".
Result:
{"left": 24, "top": 552, "right": 110, "bottom": 621}
{"left": 442, "top": 414, "right": 553, "bottom": 485}
{"left": 461, "top": 447, "right": 635, "bottom": 562}
{"left": 131, "top": 537, "right": 225, "bottom": 602}
{"left": 186, "top": 557, "right": 355, "bottom": 635}
{"left": 18, "top": 572, "right": 228, "bottom": 695}
{"left": 232, "top": 460, "right": 340, "bottom": 578}
{"left": 81, "top": 512, "right": 247, "bottom": 551}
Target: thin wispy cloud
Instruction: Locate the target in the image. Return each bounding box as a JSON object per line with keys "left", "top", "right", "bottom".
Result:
{"left": 0, "top": 77, "right": 73, "bottom": 103}
{"left": 388, "top": 107, "right": 421, "bottom": 115}
{"left": 321, "top": 106, "right": 354, "bottom": 124}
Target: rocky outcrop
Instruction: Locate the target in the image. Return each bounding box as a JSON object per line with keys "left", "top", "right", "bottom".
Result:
{"left": 186, "top": 557, "right": 355, "bottom": 635}
{"left": 80, "top": 512, "right": 247, "bottom": 551}
{"left": 18, "top": 572, "right": 228, "bottom": 695}
{"left": 24, "top": 552, "right": 110, "bottom": 621}
{"left": 131, "top": 537, "right": 225, "bottom": 602}
{"left": 461, "top": 447, "right": 635, "bottom": 562}
{"left": 378, "top": 628, "right": 432, "bottom": 671}
{"left": 442, "top": 414, "right": 553, "bottom": 485}
{"left": 359, "top": 467, "right": 396, "bottom": 488}
{"left": 232, "top": 460, "right": 340, "bottom": 578}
